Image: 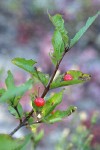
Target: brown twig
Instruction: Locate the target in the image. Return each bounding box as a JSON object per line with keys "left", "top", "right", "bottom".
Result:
{"left": 10, "top": 109, "right": 34, "bottom": 136}
{"left": 10, "top": 123, "right": 24, "bottom": 136}
{"left": 41, "top": 47, "right": 69, "bottom": 98}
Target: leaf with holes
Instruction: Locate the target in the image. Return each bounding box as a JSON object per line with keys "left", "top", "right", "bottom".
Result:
{"left": 49, "top": 13, "right": 69, "bottom": 65}
{"left": 12, "top": 57, "right": 37, "bottom": 73}
{"left": 49, "top": 13, "right": 69, "bottom": 45}
{"left": 50, "top": 70, "right": 91, "bottom": 89}
{"left": 44, "top": 106, "right": 77, "bottom": 123}
{"left": 41, "top": 91, "right": 63, "bottom": 118}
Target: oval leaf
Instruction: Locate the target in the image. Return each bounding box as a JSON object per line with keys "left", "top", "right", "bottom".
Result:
{"left": 8, "top": 103, "right": 23, "bottom": 119}
{"left": 50, "top": 70, "right": 91, "bottom": 89}
{"left": 41, "top": 91, "right": 63, "bottom": 118}
{"left": 12, "top": 57, "right": 37, "bottom": 73}
{"left": 70, "top": 11, "right": 100, "bottom": 48}
{"left": 0, "top": 88, "right": 6, "bottom": 97}
{"left": 12, "top": 58, "right": 49, "bottom": 86}
{"left": 5, "top": 70, "right": 15, "bottom": 89}
{"left": 0, "top": 79, "right": 33, "bottom": 103}
{"left": 44, "top": 106, "right": 77, "bottom": 123}
{"left": 0, "top": 134, "right": 31, "bottom": 150}
{"left": 32, "top": 70, "right": 49, "bottom": 86}
{"left": 51, "top": 30, "right": 64, "bottom": 65}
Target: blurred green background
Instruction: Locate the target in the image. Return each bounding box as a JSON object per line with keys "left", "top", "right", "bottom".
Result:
{"left": 0, "top": 0, "right": 100, "bottom": 150}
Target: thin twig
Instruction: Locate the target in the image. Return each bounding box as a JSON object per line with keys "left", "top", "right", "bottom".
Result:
{"left": 9, "top": 109, "right": 34, "bottom": 136}
{"left": 10, "top": 123, "right": 24, "bottom": 136}
{"left": 24, "top": 120, "right": 42, "bottom": 126}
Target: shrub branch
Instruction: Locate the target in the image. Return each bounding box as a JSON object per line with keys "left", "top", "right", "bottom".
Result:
{"left": 9, "top": 47, "right": 69, "bottom": 136}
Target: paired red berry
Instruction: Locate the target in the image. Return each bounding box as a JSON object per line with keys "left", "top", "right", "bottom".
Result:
{"left": 34, "top": 97, "right": 45, "bottom": 107}
{"left": 63, "top": 74, "right": 73, "bottom": 81}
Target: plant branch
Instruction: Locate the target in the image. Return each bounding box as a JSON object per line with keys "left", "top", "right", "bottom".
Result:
{"left": 9, "top": 109, "right": 34, "bottom": 136}
{"left": 9, "top": 47, "right": 69, "bottom": 136}
{"left": 41, "top": 47, "right": 69, "bottom": 98}
{"left": 24, "top": 120, "right": 42, "bottom": 126}
{"left": 10, "top": 123, "right": 24, "bottom": 136}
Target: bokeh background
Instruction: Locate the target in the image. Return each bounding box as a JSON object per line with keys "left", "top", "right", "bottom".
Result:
{"left": 0, "top": 0, "right": 100, "bottom": 150}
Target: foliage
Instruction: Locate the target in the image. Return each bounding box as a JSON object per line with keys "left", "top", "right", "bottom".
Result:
{"left": 0, "top": 134, "right": 31, "bottom": 150}
{"left": 55, "top": 112, "right": 99, "bottom": 150}
{"left": 0, "top": 11, "right": 99, "bottom": 149}
{"left": 70, "top": 11, "right": 100, "bottom": 48}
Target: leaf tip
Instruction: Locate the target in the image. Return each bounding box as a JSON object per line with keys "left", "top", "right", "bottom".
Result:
{"left": 11, "top": 58, "right": 16, "bottom": 64}
{"left": 73, "top": 106, "right": 77, "bottom": 111}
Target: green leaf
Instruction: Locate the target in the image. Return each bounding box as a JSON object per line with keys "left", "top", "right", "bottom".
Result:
{"left": 49, "top": 13, "right": 66, "bottom": 33}
{"left": 0, "top": 88, "right": 6, "bottom": 97}
{"left": 70, "top": 11, "right": 100, "bottom": 48}
{"left": 49, "top": 13, "right": 69, "bottom": 65}
{"left": 5, "top": 70, "right": 15, "bottom": 89}
{"left": 13, "top": 96, "right": 22, "bottom": 106}
{"left": 49, "top": 13, "right": 69, "bottom": 45}
{"left": 49, "top": 52, "right": 57, "bottom": 66}
{"left": 51, "top": 30, "right": 64, "bottom": 65}
{"left": 17, "top": 103, "right": 23, "bottom": 118}
{"left": 0, "top": 79, "right": 33, "bottom": 103}
{"left": 32, "top": 70, "right": 49, "bottom": 86}
{"left": 41, "top": 91, "right": 63, "bottom": 118}
{"left": 91, "top": 112, "right": 98, "bottom": 125}
{"left": 8, "top": 103, "right": 23, "bottom": 119}
{"left": 12, "top": 57, "right": 49, "bottom": 86}
{"left": 8, "top": 106, "right": 19, "bottom": 118}
{"left": 0, "top": 134, "right": 31, "bottom": 150}
{"left": 35, "top": 130, "right": 44, "bottom": 143}
{"left": 12, "top": 57, "right": 37, "bottom": 73}
{"left": 28, "top": 117, "right": 34, "bottom": 125}
{"left": 50, "top": 70, "right": 91, "bottom": 89}
{"left": 45, "top": 106, "right": 77, "bottom": 123}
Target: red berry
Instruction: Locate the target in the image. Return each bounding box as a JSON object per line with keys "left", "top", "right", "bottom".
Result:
{"left": 63, "top": 74, "right": 73, "bottom": 81}
{"left": 34, "top": 97, "right": 45, "bottom": 107}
